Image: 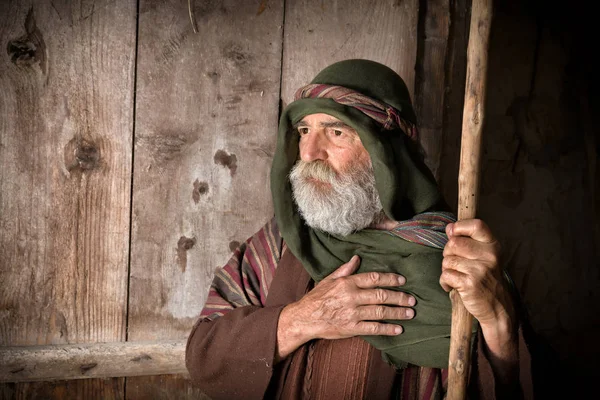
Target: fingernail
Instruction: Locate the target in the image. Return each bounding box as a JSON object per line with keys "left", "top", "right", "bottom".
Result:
{"left": 397, "top": 276, "right": 406, "bottom": 285}
{"left": 394, "top": 326, "right": 403, "bottom": 334}
{"left": 408, "top": 296, "right": 416, "bottom": 306}
{"left": 406, "top": 309, "right": 414, "bottom": 318}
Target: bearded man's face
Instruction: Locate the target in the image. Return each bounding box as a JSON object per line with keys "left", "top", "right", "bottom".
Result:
{"left": 289, "top": 113, "right": 384, "bottom": 236}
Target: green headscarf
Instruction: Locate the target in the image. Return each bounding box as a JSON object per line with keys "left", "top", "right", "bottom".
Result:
{"left": 271, "top": 59, "right": 473, "bottom": 369}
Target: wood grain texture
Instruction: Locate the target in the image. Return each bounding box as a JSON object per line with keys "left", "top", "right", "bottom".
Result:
{"left": 281, "top": 0, "right": 419, "bottom": 105}
{"left": 447, "top": 1, "right": 492, "bottom": 397}
{"left": 1, "top": 341, "right": 186, "bottom": 382}
{"left": 1, "top": 379, "right": 124, "bottom": 400}
{"left": 414, "top": 0, "right": 450, "bottom": 179}
{"left": 0, "top": 0, "right": 135, "bottom": 397}
{"left": 126, "top": 375, "right": 209, "bottom": 400}
{"left": 438, "top": 0, "right": 468, "bottom": 211}
{"left": 129, "top": 0, "right": 284, "bottom": 341}
{"left": 127, "top": 0, "right": 284, "bottom": 397}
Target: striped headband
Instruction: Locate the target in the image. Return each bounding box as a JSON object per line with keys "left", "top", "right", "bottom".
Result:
{"left": 293, "top": 83, "right": 419, "bottom": 141}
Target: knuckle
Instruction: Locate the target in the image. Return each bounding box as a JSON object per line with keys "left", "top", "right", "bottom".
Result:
{"left": 473, "top": 219, "right": 485, "bottom": 232}
{"left": 336, "top": 277, "right": 352, "bottom": 291}
{"left": 442, "top": 256, "right": 456, "bottom": 269}
{"left": 447, "top": 238, "right": 456, "bottom": 249}
{"left": 488, "top": 253, "right": 499, "bottom": 266}
{"left": 396, "top": 291, "right": 407, "bottom": 304}
{"left": 368, "top": 324, "right": 379, "bottom": 334}
{"left": 375, "top": 288, "right": 388, "bottom": 303}
{"left": 367, "top": 271, "right": 380, "bottom": 284}
{"left": 374, "top": 306, "right": 385, "bottom": 319}
{"left": 464, "top": 275, "right": 477, "bottom": 289}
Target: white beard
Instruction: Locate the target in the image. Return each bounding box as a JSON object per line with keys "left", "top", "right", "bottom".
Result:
{"left": 289, "top": 159, "right": 384, "bottom": 236}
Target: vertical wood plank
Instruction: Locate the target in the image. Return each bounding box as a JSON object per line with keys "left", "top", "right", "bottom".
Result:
{"left": 126, "top": 375, "right": 209, "bottom": 400}
{"left": 414, "top": 0, "right": 450, "bottom": 178}
{"left": 0, "top": 0, "right": 136, "bottom": 397}
{"left": 438, "top": 0, "right": 468, "bottom": 211}
{"left": 128, "top": 0, "right": 284, "bottom": 397}
{"left": 3, "top": 379, "right": 124, "bottom": 400}
{"left": 281, "top": 0, "right": 419, "bottom": 104}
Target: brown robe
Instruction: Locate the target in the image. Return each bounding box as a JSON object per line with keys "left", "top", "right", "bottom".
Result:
{"left": 186, "top": 248, "right": 534, "bottom": 400}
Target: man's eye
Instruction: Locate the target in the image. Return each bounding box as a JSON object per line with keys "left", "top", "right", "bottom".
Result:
{"left": 298, "top": 127, "right": 309, "bottom": 135}
{"left": 333, "top": 130, "right": 343, "bottom": 136}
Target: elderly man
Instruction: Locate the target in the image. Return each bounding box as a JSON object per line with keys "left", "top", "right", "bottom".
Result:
{"left": 186, "top": 60, "right": 533, "bottom": 399}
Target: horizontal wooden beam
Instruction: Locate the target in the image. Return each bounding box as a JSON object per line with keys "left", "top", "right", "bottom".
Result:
{"left": 0, "top": 340, "right": 188, "bottom": 383}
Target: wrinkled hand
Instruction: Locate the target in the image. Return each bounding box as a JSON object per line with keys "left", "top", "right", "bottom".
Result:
{"left": 440, "top": 218, "right": 519, "bottom": 379}
{"left": 440, "top": 219, "right": 515, "bottom": 328}
{"left": 276, "top": 255, "right": 414, "bottom": 361}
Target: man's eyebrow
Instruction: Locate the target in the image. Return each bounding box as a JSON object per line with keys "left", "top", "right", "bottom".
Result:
{"left": 292, "top": 119, "right": 308, "bottom": 129}
{"left": 292, "top": 119, "right": 353, "bottom": 130}
{"left": 319, "top": 121, "right": 352, "bottom": 129}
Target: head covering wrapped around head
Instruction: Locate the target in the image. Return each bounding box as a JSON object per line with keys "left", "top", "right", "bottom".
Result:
{"left": 271, "top": 59, "right": 472, "bottom": 369}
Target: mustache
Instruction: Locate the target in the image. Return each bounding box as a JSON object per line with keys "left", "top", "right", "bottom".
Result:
{"left": 289, "top": 160, "right": 337, "bottom": 184}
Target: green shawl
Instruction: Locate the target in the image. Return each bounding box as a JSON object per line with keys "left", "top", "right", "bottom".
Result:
{"left": 271, "top": 59, "right": 473, "bottom": 369}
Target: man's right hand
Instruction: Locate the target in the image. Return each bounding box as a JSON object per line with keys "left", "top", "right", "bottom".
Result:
{"left": 275, "top": 255, "right": 415, "bottom": 362}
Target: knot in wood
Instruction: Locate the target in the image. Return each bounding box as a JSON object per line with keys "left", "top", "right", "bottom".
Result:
{"left": 75, "top": 141, "right": 100, "bottom": 170}
{"left": 64, "top": 137, "right": 100, "bottom": 173}
{"left": 7, "top": 39, "right": 38, "bottom": 66}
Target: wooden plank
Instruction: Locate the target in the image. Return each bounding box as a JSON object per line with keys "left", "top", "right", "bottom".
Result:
{"left": 127, "top": 0, "right": 284, "bottom": 397}
{"left": 0, "top": 0, "right": 135, "bottom": 398}
{"left": 519, "top": 6, "right": 600, "bottom": 393}
{"left": 1, "top": 341, "right": 186, "bottom": 383}
{"left": 281, "top": 0, "right": 419, "bottom": 104}
{"left": 1, "top": 379, "right": 124, "bottom": 400}
{"left": 126, "top": 375, "right": 209, "bottom": 400}
{"left": 437, "top": 0, "right": 469, "bottom": 210}
{"left": 414, "top": 0, "right": 450, "bottom": 179}
{"left": 129, "top": 0, "right": 284, "bottom": 342}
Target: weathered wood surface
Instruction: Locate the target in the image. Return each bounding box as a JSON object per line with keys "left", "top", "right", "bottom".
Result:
{"left": 438, "top": 0, "right": 468, "bottom": 210}
{"left": 1, "top": 341, "right": 186, "bottom": 383}
{"left": 0, "top": 0, "right": 135, "bottom": 397}
{"left": 1, "top": 379, "right": 124, "bottom": 400}
{"left": 127, "top": 0, "right": 284, "bottom": 397}
{"left": 414, "top": 0, "right": 450, "bottom": 178}
{"left": 281, "top": 0, "right": 419, "bottom": 105}
{"left": 126, "top": 375, "right": 209, "bottom": 400}
{"left": 448, "top": 0, "right": 492, "bottom": 397}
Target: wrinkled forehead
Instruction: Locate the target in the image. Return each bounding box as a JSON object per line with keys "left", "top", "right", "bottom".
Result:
{"left": 293, "top": 113, "right": 355, "bottom": 130}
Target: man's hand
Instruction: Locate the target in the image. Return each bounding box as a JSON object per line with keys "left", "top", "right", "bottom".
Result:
{"left": 440, "top": 219, "right": 519, "bottom": 385}
{"left": 275, "top": 255, "right": 414, "bottom": 362}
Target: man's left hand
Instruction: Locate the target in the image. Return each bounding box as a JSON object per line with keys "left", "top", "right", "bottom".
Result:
{"left": 440, "top": 218, "right": 519, "bottom": 382}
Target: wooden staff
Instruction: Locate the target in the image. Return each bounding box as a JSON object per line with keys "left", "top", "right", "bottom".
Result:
{"left": 447, "top": 0, "right": 493, "bottom": 399}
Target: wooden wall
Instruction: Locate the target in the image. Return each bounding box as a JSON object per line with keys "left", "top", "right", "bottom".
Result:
{"left": 1, "top": 0, "right": 598, "bottom": 398}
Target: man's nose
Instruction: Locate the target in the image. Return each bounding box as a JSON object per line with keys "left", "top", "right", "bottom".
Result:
{"left": 299, "top": 131, "right": 328, "bottom": 162}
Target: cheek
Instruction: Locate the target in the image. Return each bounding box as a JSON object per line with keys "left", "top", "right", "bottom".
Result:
{"left": 353, "top": 146, "right": 371, "bottom": 166}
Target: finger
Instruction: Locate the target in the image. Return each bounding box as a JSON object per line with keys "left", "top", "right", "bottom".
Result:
{"left": 325, "top": 255, "right": 361, "bottom": 280}
{"left": 354, "top": 321, "right": 403, "bottom": 336}
{"left": 352, "top": 271, "right": 406, "bottom": 289}
{"left": 439, "top": 268, "right": 470, "bottom": 293}
{"left": 357, "top": 288, "right": 416, "bottom": 306}
{"left": 442, "top": 255, "right": 493, "bottom": 276}
{"left": 443, "top": 236, "right": 499, "bottom": 264}
{"left": 357, "top": 305, "right": 415, "bottom": 321}
{"left": 446, "top": 219, "right": 495, "bottom": 243}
